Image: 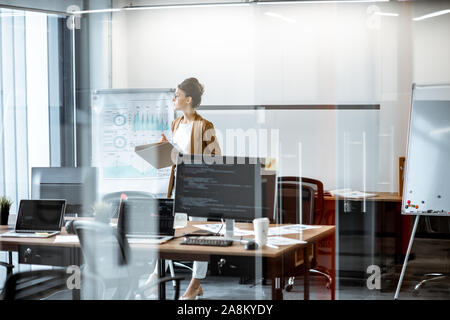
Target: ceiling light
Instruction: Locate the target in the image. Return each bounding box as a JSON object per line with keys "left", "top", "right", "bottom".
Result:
{"left": 413, "top": 9, "right": 450, "bottom": 21}
{"left": 70, "top": 0, "right": 392, "bottom": 15}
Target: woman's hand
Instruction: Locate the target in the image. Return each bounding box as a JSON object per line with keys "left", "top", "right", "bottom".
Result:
{"left": 159, "top": 133, "right": 169, "bottom": 143}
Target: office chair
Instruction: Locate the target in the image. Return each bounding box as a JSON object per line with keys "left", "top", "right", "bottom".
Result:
{"left": 412, "top": 216, "right": 450, "bottom": 295}
{"left": 0, "top": 269, "right": 70, "bottom": 300}
{"left": 101, "top": 191, "right": 156, "bottom": 218}
{"left": 277, "top": 176, "right": 333, "bottom": 294}
{"left": 101, "top": 192, "right": 191, "bottom": 289}
{"left": 72, "top": 220, "right": 184, "bottom": 299}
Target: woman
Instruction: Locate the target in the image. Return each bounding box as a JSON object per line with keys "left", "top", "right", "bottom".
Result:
{"left": 147, "top": 77, "right": 221, "bottom": 300}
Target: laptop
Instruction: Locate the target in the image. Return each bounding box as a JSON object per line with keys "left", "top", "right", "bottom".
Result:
{"left": 1, "top": 200, "right": 66, "bottom": 238}
{"left": 117, "top": 198, "right": 175, "bottom": 244}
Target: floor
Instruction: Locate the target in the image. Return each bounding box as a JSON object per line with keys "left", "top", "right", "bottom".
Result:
{"left": 44, "top": 270, "right": 449, "bottom": 300}
{"left": 8, "top": 237, "right": 450, "bottom": 300}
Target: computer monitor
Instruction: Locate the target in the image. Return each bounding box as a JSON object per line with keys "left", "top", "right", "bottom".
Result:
{"left": 117, "top": 198, "right": 174, "bottom": 237}
{"left": 31, "top": 167, "right": 98, "bottom": 217}
{"left": 174, "top": 155, "right": 273, "bottom": 223}
{"left": 261, "top": 169, "right": 277, "bottom": 222}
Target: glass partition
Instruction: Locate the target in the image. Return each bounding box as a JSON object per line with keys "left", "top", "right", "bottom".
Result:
{"left": 1, "top": 0, "right": 449, "bottom": 301}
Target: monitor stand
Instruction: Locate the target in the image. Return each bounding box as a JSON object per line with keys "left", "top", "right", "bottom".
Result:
{"left": 225, "top": 219, "right": 235, "bottom": 240}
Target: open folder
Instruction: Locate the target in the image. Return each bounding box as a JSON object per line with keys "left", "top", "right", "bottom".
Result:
{"left": 135, "top": 141, "right": 181, "bottom": 169}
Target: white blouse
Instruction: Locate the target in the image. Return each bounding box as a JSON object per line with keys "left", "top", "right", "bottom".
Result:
{"left": 172, "top": 122, "right": 193, "bottom": 154}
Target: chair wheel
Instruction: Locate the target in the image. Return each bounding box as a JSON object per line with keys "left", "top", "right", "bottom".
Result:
{"left": 285, "top": 285, "right": 293, "bottom": 292}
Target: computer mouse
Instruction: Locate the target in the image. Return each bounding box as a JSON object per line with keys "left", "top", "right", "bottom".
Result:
{"left": 245, "top": 240, "right": 258, "bottom": 250}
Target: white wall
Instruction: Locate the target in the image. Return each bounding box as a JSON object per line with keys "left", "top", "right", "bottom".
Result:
{"left": 104, "top": 0, "right": 450, "bottom": 192}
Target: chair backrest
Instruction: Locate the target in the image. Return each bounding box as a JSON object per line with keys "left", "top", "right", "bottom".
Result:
{"left": 277, "top": 177, "right": 325, "bottom": 225}
{"left": 73, "top": 220, "right": 131, "bottom": 279}
{"left": 101, "top": 191, "right": 156, "bottom": 218}
{"left": 1, "top": 269, "right": 69, "bottom": 300}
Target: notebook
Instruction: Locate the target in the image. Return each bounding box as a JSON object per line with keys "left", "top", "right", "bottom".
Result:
{"left": 135, "top": 141, "right": 181, "bottom": 169}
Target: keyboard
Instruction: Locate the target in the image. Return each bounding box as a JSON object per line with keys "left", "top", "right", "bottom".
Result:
{"left": 181, "top": 236, "right": 233, "bottom": 247}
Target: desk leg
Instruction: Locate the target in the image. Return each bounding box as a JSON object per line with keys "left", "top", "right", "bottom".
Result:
{"left": 72, "top": 289, "right": 81, "bottom": 300}
{"left": 331, "top": 233, "right": 336, "bottom": 300}
{"left": 394, "top": 215, "right": 420, "bottom": 300}
{"left": 8, "top": 251, "right": 13, "bottom": 276}
{"left": 158, "top": 259, "right": 166, "bottom": 300}
{"left": 304, "top": 246, "right": 310, "bottom": 300}
{"left": 271, "top": 277, "right": 283, "bottom": 300}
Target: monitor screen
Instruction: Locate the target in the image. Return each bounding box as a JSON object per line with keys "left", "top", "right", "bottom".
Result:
{"left": 174, "top": 155, "right": 268, "bottom": 221}
{"left": 118, "top": 198, "right": 174, "bottom": 236}
{"left": 15, "top": 200, "right": 65, "bottom": 231}
{"left": 31, "top": 167, "right": 98, "bottom": 216}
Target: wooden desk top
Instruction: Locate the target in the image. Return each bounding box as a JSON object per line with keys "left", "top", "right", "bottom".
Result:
{"left": 324, "top": 192, "right": 402, "bottom": 202}
{"left": 0, "top": 222, "right": 335, "bottom": 259}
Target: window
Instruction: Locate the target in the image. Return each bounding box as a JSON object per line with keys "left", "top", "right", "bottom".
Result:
{"left": 0, "top": 8, "right": 74, "bottom": 215}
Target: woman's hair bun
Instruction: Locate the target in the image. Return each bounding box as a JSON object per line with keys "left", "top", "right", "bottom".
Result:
{"left": 178, "top": 77, "right": 205, "bottom": 108}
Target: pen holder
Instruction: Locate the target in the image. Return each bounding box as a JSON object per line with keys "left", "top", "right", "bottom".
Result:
{"left": 0, "top": 196, "right": 12, "bottom": 225}
{"left": 0, "top": 207, "right": 10, "bottom": 225}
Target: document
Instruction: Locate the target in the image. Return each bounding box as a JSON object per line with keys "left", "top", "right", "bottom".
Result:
{"left": 268, "top": 224, "right": 321, "bottom": 236}
{"left": 54, "top": 235, "right": 79, "bottom": 243}
{"left": 135, "top": 141, "right": 181, "bottom": 169}
{"left": 328, "top": 188, "right": 376, "bottom": 199}
{"left": 267, "top": 236, "right": 306, "bottom": 246}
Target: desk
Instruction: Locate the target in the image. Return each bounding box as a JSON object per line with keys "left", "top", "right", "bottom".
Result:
{"left": 320, "top": 192, "right": 408, "bottom": 283}
{"left": 0, "top": 222, "right": 334, "bottom": 300}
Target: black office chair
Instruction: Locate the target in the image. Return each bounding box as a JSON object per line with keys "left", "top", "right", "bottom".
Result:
{"left": 277, "top": 176, "right": 333, "bottom": 294}
{"left": 72, "top": 220, "right": 184, "bottom": 300}
{"left": 412, "top": 216, "right": 450, "bottom": 295}
{"left": 0, "top": 269, "right": 70, "bottom": 300}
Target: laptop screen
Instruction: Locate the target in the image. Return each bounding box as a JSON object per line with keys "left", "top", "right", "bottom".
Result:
{"left": 118, "top": 198, "right": 174, "bottom": 237}
{"left": 16, "top": 200, "right": 66, "bottom": 232}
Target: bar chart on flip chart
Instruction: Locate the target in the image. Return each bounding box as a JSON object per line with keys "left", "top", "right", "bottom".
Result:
{"left": 91, "top": 89, "right": 175, "bottom": 185}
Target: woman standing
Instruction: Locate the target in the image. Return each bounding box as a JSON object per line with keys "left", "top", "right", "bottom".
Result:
{"left": 148, "top": 77, "right": 221, "bottom": 300}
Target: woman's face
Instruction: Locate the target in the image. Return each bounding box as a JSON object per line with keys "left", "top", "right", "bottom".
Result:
{"left": 173, "top": 88, "right": 192, "bottom": 111}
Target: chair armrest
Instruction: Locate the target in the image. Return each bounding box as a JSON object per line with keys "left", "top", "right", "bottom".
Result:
{"left": 136, "top": 276, "right": 185, "bottom": 300}
{"left": 0, "top": 262, "right": 14, "bottom": 275}
{"left": 0, "top": 262, "right": 14, "bottom": 268}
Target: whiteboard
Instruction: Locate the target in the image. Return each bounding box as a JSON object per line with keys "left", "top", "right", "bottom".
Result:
{"left": 91, "top": 88, "right": 175, "bottom": 195}
{"left": 402, "top": 84, "right": 450, "bottom": 216}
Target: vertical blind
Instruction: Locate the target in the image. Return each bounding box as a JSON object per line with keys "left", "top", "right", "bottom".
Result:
{"left": 0, "top": 9, "right": 67, "bottom": 215}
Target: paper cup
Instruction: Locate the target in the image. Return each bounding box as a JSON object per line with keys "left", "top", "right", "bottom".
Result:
{"left": 253, "top": 217, "right": 270, "bottom": 246}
